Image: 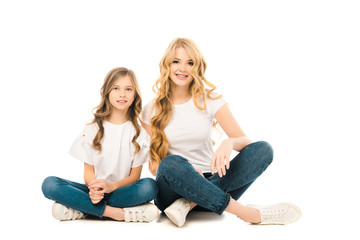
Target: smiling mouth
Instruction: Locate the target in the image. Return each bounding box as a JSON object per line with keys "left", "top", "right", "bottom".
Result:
{"left": 176, "top": 74, "right": 188, "bottom": 78}
{"left": 117, "top": 100, "right": 127, "bottom": 103}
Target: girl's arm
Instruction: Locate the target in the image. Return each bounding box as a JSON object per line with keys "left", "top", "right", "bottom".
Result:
{"left": 84, "top": 163, "right": 96, "bottom": 186}
{"left": 211, "top": 104, "right": 252, "bottom": 177}
{"left": 84, "top": 163, "right": 104, "bottom": 204}
{"left": 142, "top": 122, "right": 158, "bottom": 176}
{"left": 88, "top": 166, "right": 143, "bottom": 193}
{"left": 108, "top": 166, "right": 142, "bottom": 192}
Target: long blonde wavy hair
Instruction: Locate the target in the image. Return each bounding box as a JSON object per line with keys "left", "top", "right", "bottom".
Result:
{"left": 150, "top": 38, "right": 220, "bottom": 165}
{"left": 92, "top": 67, "right": 142, "bottom": 153}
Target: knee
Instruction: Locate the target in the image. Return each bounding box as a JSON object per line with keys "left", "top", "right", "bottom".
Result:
{"left": 255, "top": 141, "right": 274, "bottom": 165}
{"left": 41, "top": 176, "right": 60, "bottom": 198}
{"left": 137, "top": 178, "right": 159, "bottom": 200}
{"left": 157, "top": 155, "right": 188, "bottom": 176}
{"left": 247, "top": 141, "right": 273, "bottom": 167}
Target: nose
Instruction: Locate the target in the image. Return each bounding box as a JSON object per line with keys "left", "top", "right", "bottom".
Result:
{"left": 179, "top": 63, "right": 186, "bottom": 72}
{"left": 119, "top": 90, "right": 125, "bottom": 97}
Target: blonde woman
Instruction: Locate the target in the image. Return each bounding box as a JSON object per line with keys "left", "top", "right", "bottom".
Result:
{"left": 142, "top": 38, "right": 301, "bottom": 227}
{"left": 42, "top": 67, "right": 159, "bottom": 222}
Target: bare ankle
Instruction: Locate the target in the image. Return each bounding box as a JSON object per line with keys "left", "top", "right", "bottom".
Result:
{"left": 103, "top": 206, "right": 124, "bottom": 221}
{"left": 243, "top": 207, "right": 261, "bottom": 223}
{"left": 225, "top": 198, "right": 261, "bottom": 223}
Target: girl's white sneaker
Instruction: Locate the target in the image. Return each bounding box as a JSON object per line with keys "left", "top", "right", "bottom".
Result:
{"left": 247, "top": 202, "right": 302, "bottom": 225}
{"left": 123, "top": 203, "right": 159, "bottom": 222}
{"left": 164, "top": 198, "right": 191, "bottom": 227}
{"left": 52, "top": 202, "right": 85, "bottom": 221}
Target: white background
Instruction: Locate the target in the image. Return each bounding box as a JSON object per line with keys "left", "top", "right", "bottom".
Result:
{"left": 1, "top": 0, "right": 359, "bottom": 239}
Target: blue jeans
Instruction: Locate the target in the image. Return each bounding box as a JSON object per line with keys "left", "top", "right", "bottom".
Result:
{"left": 155, "top": 141, "right": 273, "bottom": 215}
{"left": 41, "top": 177, "right": 158, "bottom": 218}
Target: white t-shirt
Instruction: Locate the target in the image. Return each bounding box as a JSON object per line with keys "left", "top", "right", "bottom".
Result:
{"left": 69, "top": 121, "right": 150, "bottom": 182}
{"left": 142, "top": 93, "right": 226, "bottom": 172}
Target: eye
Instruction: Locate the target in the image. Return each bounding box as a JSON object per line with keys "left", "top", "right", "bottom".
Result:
{"left": 172, "top": 60, "right": 180, "bottom": 64}
{"left": 113, "top": 87, "right": 119, "bottom": 91}
{"left": 188, "top": 62, "right": 194, "bottom": 66}
{"left": 126, "top": 88, "right": 133, "bottom": 91}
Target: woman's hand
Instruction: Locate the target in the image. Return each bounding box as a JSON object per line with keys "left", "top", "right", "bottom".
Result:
{"left": 195, "top": 169, "right": 204, "bottom": 177}
{"left": 211, "top": 138, "right": 234, "bottom": 177}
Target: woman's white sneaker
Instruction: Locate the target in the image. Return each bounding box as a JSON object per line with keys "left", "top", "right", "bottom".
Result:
{"left": 52, "top": 202, "right": 85, "bottom": 221}
{"left": 247, "top": 202, "right": 302, "bottom": 225}
{"left": 164, "top": 198, "right": 191, "bottom": 227}
{"left": 123, "top": 203, "right": 159, "bottom": 222}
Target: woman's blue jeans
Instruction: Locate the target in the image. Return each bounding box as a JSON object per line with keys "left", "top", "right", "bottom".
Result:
{"left": 155, "top": 141, "right": 273, "bottom": 215}
{"left": 41, "top": 177, "right": 158, "bottom": 218}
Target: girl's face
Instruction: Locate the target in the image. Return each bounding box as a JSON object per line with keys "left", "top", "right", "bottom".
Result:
{"left": 109, "top": 75, "right": 136, "bottom": 113}
{"left": 169, "top": 47, "right": 194, "bottom": 88}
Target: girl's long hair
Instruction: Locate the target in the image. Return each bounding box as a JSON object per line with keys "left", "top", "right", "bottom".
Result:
{"left": 150, "top": 38, "right": 220, "bottom": 165}
{"left": 92, "top": 67, "right": 142, "bottom": 153}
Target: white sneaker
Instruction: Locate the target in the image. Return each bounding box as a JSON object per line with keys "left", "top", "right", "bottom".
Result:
{"left": 164, "top": 198, "right": 191, "bottom": 227}
{"left": 123, "top": 203, "right": 159, "bottom": 223}
{"left": 52, "top": 202, "right": 85, "bottom": 221}
{"left": 247, "top": 202, "right": 302, "bottom": 225}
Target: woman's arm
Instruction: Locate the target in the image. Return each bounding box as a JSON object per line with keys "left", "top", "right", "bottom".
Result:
{"left": 211, "top": 104, "right": 252, "bottom": 177}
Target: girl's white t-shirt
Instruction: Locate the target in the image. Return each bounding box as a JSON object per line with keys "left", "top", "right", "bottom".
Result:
{"left": 69, "top": 121, "right": 150, "bottom": 182}
{"left": 142, "top": 93, "right": 226, "bottom": 172}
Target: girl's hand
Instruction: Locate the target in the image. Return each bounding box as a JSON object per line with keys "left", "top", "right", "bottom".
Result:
{"left": 148, "top": 160, "right": 158, "bottom": 176}
{"left": 211, "top": 138, "right": 234, "bottom": 177}
{"left": 88, "top": 179, "right": 114, "bottom": 193}
{"left": 89, "top": 187, "right": 104, "bottom": 204}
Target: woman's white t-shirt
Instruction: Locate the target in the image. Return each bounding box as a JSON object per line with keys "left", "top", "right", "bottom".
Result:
{"left": 142, "top": 93, "right": 226, "bottom": 172}
{"left": 69, "top": 121, "right": 150, "bottom": 182}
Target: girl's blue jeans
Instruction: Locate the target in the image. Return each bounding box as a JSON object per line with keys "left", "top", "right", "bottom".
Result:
{"left": 155, "top": 141, "right": 273, "bottom": 215}
{"left": 41, "top": 177, "right": 158, "bottom": 218}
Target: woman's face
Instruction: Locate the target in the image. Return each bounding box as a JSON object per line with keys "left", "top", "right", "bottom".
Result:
{"left": 169, "top": 47, "right": 194, "bottom": 88}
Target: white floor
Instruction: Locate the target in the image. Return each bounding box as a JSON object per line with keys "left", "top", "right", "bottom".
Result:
{"left": 6, "top": 199, "right": 356, "bottom": 240}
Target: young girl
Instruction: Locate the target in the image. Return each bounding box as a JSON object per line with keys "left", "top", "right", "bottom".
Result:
{"left": 141, "top": 38, "right": 301, "bottom": 227}
{"left": 42, "top": 67, "right": 159, "bottom": 222}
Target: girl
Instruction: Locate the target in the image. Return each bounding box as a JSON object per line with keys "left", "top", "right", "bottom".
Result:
{"left": 42, "top": 67, "right": 159, "bottom": 222}
{"left": 141, "top": 38, "right": 301, "bottom": 227}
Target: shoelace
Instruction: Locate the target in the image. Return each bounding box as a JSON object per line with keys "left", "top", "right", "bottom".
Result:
{"left": 124, "top": 209, "right": 144, "bottom": 222}
{"left": 261, "top": 207, "right": 287, "bottom": 224}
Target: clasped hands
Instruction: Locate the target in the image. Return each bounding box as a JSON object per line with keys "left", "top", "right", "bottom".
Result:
{"left": 88, "top": 179, "right": 114, "bottom": 204}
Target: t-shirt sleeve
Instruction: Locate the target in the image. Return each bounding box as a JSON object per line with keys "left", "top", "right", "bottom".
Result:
{"left": 132, "top": 127, "right": 150, "bottom": 168}
{"left": 68, "top": 125, "right": 95, "bottom": 165}
{"left": 207, "top": 93, "right": 227, "bottom": 120}
{"left": 141, "top": 100, "right": 154, "bottom": 125}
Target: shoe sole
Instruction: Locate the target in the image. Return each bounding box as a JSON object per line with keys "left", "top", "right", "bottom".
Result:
{"left": 280, "top": 202, "right": 302, "bottom": 224}
{"left": 164, "top": 209, "right": 183, "bottom": 227}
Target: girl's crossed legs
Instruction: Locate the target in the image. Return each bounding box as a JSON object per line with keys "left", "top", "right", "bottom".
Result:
{"left": 41, "top": 176, "right": 158, "bottom": 220}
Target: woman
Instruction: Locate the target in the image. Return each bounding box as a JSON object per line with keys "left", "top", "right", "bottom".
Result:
{"left": 142, "top": 38, "right": 301, "bottom": 227}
